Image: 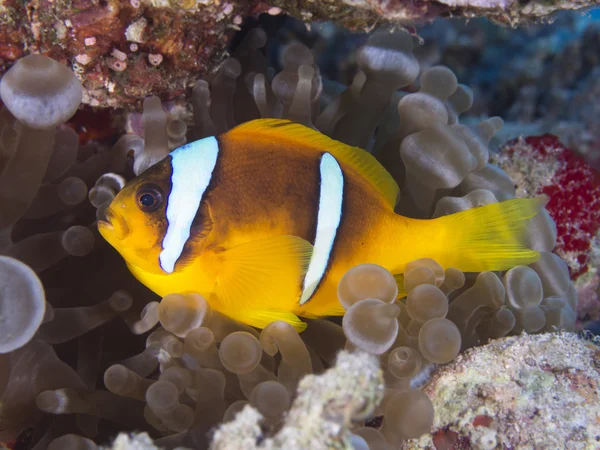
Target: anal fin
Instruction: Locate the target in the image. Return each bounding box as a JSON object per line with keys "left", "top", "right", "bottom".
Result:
{"left": 245, "top": 310, "right": 307, "bottom": 332}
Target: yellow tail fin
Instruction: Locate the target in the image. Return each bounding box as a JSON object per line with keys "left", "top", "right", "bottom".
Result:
{"left": 432, "top": 197, "right": 545, "bottom": 272}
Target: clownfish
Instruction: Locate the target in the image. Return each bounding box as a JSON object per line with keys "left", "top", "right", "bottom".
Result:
{"left": 98, "top": 119, "right": 543, "bottom": 331}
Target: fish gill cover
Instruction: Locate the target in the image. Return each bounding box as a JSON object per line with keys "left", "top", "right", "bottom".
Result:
{"left": 0, "top": 5, "right": 599, "bottom": 450}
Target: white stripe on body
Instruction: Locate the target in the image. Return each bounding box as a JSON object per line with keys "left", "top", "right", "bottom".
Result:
{"left": 300, "top": 152, "right": 344, "bottom": 305}
{"left": 159, "top": 137, "right": 219, "bottom": 273}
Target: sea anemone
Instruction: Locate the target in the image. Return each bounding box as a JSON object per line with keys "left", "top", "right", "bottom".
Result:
{"left": 0, "top": 23, "right": 578, "bottom": 450}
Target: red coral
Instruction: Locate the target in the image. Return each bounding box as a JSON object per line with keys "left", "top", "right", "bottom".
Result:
{"left": 523, "top": 135, "right": 600, "bottom": 278}
{"left": 500, "top": 135, "right": 600, "bottom": 279}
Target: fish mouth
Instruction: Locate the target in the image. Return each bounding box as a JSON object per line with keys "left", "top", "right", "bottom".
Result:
{"left": 97, "top": 203, "right": 128, "bottom": 240}
{"left": 96, "top": 202, "right": 114, "bottom": 228}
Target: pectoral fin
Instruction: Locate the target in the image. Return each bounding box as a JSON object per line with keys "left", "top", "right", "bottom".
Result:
{"left": 214, "top": 235, "right": 313, "bottom": 331}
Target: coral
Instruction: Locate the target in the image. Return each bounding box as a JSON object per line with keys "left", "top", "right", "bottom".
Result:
{"left": 210, "top": 350, "right": 384, "bottom": 450}
{"left": 89, "top": 318, "right": 387, "bottom": 449}
{"left": 495, "top": 134, "right": 600, "bottom": 279}
{"left": 494, "top": 134, "right": 600, "bottom": 330}
{"left": 403, "top": 333, "right": 600, "bottom": 450}
{"left": 578, "top": 271, "right": 600, "bottom": 327}
{"left": 90, "top": 334, "right": 600, "bottom": 450}
{"left": 107, "top": 432, "right": 160, "bottom": 450}
{"left": 0, "top": 0, "right": 247, "bottom": 108}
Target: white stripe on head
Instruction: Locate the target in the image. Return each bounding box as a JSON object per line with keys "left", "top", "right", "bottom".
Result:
{"left": 159, "top": 137, "right": 219, "bottom": 273}
{"left": 300, "top": 152, "right": 344, "bottom": 305}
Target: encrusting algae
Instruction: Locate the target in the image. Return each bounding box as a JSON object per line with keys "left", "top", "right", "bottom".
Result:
{"left": 0, "top": 24, "right": 580, "bottom": 450}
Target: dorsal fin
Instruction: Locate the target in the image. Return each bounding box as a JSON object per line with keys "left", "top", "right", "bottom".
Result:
{"left": 226, "top": 119, "right": 400, "bottom": 208}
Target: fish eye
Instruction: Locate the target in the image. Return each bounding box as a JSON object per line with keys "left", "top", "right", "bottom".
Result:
{"left": 136, "top": 184, "right": 163, "bottom": 212}
{"left": 140, "top": 194, "right": 155, "bottom": 206}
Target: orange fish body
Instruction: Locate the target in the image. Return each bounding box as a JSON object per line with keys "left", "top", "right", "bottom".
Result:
{"left": 99, "top": 119, "right": 542, "bottom": 331}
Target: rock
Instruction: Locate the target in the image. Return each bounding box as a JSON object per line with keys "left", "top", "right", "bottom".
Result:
{"left": 1, "top": 0, "right": 599, "bottom": 109}
{"left": 274, "top": 0, "right": 599, "bottom": 29}
{"left": 0, "top": 0, "right": 246, "bottom": 108}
